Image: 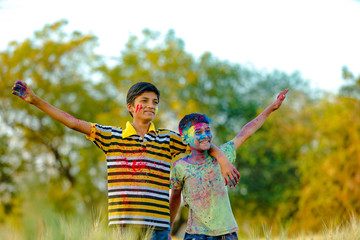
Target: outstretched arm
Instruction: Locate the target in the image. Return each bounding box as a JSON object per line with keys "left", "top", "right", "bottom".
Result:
{"left": 12, "top": 81, "right": 91, "bottom": 135}
{"left": 233, "top": 89, "right": 289, "bottom": 150}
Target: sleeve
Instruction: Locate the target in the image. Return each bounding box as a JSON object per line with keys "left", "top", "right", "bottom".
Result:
{"left": 170, "top": 160, "right": 184, "bottom": 190}
{"left": 85, "top": 123, "right": 113, "bottom": 154}
{"left": 169, "top": 131, "right": 191, "bottom": 158}
{"left": 219, "top": 140, "right": 237, "bottom": 164}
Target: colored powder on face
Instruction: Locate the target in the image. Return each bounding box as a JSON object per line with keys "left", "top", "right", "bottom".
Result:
{"left": 155, "top": 106, "right": 158, "bottom": 115}
{"left": 183, "top": 125, "right": 196, "bottom": 138}
{"left": 135, "top": 104, "right": 143, "bottom": 113}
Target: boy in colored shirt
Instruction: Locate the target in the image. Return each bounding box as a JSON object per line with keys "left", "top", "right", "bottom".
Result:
{"left": 169, "top": 89, "right": 289, "bottom": 240}
{"left": 12, "top": 80, "right": 240, "bottom": 240}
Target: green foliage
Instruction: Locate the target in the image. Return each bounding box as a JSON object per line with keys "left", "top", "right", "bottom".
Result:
{"left": 340, "top": 66, "right": 360, "bottom": 100}
{"left": 1, "top": 20, "right": 358, "bottom": 237}
{"left": 292, "top": 96, "right": 360, "bottom": 232}
{"left": 0, "top": 20, "right": 107, "bottom": 219}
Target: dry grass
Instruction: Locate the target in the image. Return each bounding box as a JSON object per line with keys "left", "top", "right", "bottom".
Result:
{"left": 0, "top": 213, "right": 359, "bottom": 240}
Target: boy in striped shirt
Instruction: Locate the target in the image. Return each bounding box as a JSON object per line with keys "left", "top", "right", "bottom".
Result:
{"left": 12, "top": 81, "right": 240, "bottom": 240}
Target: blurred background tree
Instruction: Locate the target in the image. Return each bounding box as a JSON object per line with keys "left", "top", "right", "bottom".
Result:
{"left": 0, "top": 20, "right": 359, "bottom": 237}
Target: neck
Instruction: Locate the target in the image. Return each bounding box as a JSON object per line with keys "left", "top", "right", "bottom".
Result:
{"left": 132, "top": 118, "right": 151, "bottom": 139}
{"left": 188, "top": 149, "right": 211, "bottom": 164}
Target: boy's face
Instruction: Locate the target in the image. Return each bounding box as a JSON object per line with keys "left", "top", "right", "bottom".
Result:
{"left": 182, "top": 122, "right": 213, "bottom": 151}
{"left": 127, "top": 92, "right": 159, "bottom": 121}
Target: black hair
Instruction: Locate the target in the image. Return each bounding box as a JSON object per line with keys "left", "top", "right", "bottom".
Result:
{"left": 178, "top": 113, "right": 211, "bottom": 136}
{"left": 126, "top": 82, "right": 160, "bottom": 117}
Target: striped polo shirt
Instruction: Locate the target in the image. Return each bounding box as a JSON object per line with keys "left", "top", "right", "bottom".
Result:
{"left": 86, "top": 121, "right": 188, "bottom": 230}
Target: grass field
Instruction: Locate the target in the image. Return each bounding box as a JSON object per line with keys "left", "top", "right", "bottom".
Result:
{"left": 0, "top": 212, "right": 359, "bottom": 240}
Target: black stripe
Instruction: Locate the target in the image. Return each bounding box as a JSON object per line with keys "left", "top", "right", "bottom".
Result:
{"left": 95, "top": 132, "right": 123, "bottom": 140}
{"left": 108, "top": 179, "right": 169, "bottom": 187}
{"left": 109, "top": 208, "right": 170, "bottom": 216}
{"left": 108, "top": 194, "right": 168, "bottom": 202}
{"left": 170, "top": 145, "right": 186, "bottom": 153}
{"left": 107, "top": 158, "right": 170, "bottom": 167}
{"left": 109, "top": 217, "right": 169, "bottom": 225}
{"left": 107, "top": 149, "right": 171, "bottom": 159}
{"left": 107, "top": 165, "right": 170, "bottom": 174}
{"left": 109, "top": 201, "right": 169, "bottom": 210}
{"left": 95, "top": 124, "right": 114, "bottom": 131}
{"left": 108, "top": 172, "right": 169, "bottom": 181}
{"left": 108, "top": 188, "right": 169, "bottom": 197}
{"left": 171, "top": 137, "right": 186, "bottom": 146}
{"left": 103, "top": 140, "right": 172, "bottom": 151}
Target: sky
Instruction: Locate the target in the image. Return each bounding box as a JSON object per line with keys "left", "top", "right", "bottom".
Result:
{"left": 1, "top": 0, "right": 360, "bottom": 93}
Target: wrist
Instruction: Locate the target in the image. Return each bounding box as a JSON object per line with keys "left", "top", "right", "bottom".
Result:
{"left": 30, "top": 95, "right": 40, "bottom": 105}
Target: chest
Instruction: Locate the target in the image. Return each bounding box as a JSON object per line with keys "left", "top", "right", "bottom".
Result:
{"left": 184, "top": 160, "right": 223, "bottom": 188}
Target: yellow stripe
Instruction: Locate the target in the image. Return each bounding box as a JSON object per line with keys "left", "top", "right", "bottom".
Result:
{"left": 109, "top": 197, "right": 168, "bottom": 206}
{"left": 108, "top": 182, "right": 169, "bottom": 191}
{"left": 108, "top": 211, "right": 169, "bottom": 219}
{"left": 108, "top": 174, "right": 169, "bottom": 183}
{"left": 109, "top": 204, "right": 169, "bottom": 214}
{"left": 106, "top": 153, "right": 172, "bottom": 162}
{"left": 108, "top": 168, "right": 170, "bottom": 177}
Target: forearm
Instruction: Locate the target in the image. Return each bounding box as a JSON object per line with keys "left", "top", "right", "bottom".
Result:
{"left": 169, "top": 190, "right": 181, "bottom": 228}
{"left": 234, "top": 105, "right": 273, "bottom": 148}
{"left": 32, "top": 95, "right": 91, "bottom": 134}
{"left": 209, "top": 144, "right": 239, "bottom": 186}
{"left": 242, "top": 105, "right": 273, "bottom": 136}
{"left": 208, "top": 144, "right": 229, "bottom": 167}
{"left": 208, "top": 144, "right": 226, "bottom": 161}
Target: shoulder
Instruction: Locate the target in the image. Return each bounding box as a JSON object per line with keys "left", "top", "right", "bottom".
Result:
{"left": 158, "top": 129, "right": 182, "bottom": 142}
{"left": 219, "top": 140, "right": 236, "bottom": 161}
{"left": 94, "top": 123, "right": 122, "bottom": 130}
{"left": 158, "top": 128, "right": 179, "bottom": 136}
{"left": 93, "top": 123, "right": 123, "bottom": 135}
{"left": 173, "top": 157, "right": 188, "bottom": 169}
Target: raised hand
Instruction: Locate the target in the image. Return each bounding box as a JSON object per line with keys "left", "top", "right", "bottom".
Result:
{"left": 272, "top": 88, "right": 289, "bottom": 110}
{"left": 12, "top": 80, "right": 36, "bottom": 104}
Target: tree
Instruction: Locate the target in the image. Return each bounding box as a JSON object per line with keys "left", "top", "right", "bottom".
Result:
{"left": 0, "top": 20, "right": 108, "bottom": 217}
{"left": 291, "top": 96, "right": 360, "bottom": 232}
{"left": 340, "top": 66, "right": 360, "bottom": 100}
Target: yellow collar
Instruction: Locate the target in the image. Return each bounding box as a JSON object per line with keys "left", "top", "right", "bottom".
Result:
{"left": 122, "top": 121, "right": 157, "bottom": 139}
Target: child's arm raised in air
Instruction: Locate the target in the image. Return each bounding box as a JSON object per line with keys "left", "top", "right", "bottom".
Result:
{"left": 12, "top": 81, "right": 91, "bottom": 135}
{"left": 233, "top": 89, "right": 289, "bottom": 150}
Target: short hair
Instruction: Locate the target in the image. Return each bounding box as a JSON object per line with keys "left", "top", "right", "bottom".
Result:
{"left": 126, "top": 82, "right": 160, "bottom": 117}
{"left": 178, "top": 113, "right": 211, "bottom": 136}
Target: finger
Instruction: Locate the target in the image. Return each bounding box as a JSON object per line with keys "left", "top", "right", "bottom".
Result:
{"left": 233, "top": 168, "right": 241, "bottom": 179}
{"left": 225, "top": 176, "right": 233, "bottom": 187}
{"left": 12, "top": 85, "right": 24, "bottom": 91}
{"left": 15, "top": 80, "right": 26, "bottom": 87}
{"left": 231, "top": 172, "right": 239, "bottom": 186}
{"left": 228, "top": 174, "right": 236, "bottom": 187}
{"left": 224, "top": 177, "right": 228, "bottom": 186}
{"left": 12, "top": 90, "right": 21, "bottom": 96}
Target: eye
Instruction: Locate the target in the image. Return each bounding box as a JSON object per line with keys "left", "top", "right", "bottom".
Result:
{"left": 205, "top": 130, "right": 211, "bottom": 134}
{"left": 195, "top": 131, "right": 201, "bottom": 135}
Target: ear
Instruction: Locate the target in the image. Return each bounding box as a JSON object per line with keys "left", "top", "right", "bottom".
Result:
{"left": 127, "top": 103, "right": 134, "bottom": 114}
